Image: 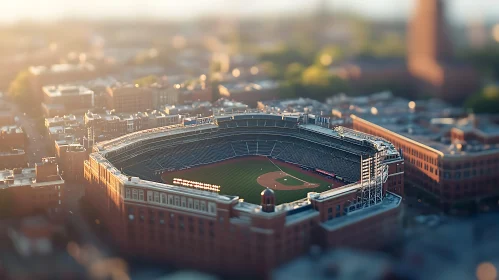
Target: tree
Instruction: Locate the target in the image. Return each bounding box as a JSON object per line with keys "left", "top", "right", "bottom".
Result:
{"left": 300, "top": 65, "right": 349, "bottom": 101}
{"left": 284, "top": 63, "right": 305, "bottom": 84}
{"left": 259, "top": 45, "right": 313, "bottom": 73}
{"left": 315, "top": 45, "right": 344, "bottom": 67}
{"left": 301, "top": 65, "right": 331, "bottom": 87}
{"left": 133, "top": 75, "right": 158, "bottom": 87}
{"left": 465, "top": 85, "right": 499, "bottom": 114}
{"left": 260, "top": 61, "right": 281, "bottom": 80}
{"left": 7, "top": 70, "right": 34, "bottom": 107}
{"left": 370, "top": 32, "right": 405, "bottom": 58}
{"left": 461, "top": 45, "right": 499, "bottom": 80}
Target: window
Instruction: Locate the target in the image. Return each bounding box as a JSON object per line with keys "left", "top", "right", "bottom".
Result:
{"left": 126, "top": 188, "right": 131, "bottom": 199}
{"left": 328, "top": 208, "right": 332, "bottom": 213}
{"left": 200, "top": 201, "right": 206, "bottom": 212}
{"left": 154, "top": 192, "right": 160, "bottom": 203}
{"left": 161, "top": 194, "right": 167, "bottom": 204}
{"left": 181, "top": 197, "right": 186, "bottom": 208}
{"left": 188, "top": 198, "right": 193, "bottom": 209}
{"left": 139, "top": 190, "right": 144, "bottom": 201}
{"left": 336, "top": 205, "right": 340, "bottom": 212}
{"left": 132, "top": 189, "right": 138, "bottom": 200}
{"left": 174, "top": 196, "right": 180, "bottom": 206}
{"left": 147, "top": 191, "right": 153, "bottom": 202}
{"left": 208, "top": 202, "right": 216, "bottom": 214}
{"left": 168, "top": 195, "right": 173, "bottom": 205}
{"left": 194, "top": 200, "right": 199, "bottom": 210}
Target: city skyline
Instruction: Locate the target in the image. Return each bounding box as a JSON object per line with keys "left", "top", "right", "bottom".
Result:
{"left": 2, "top": 0, "right": 499, "bottom": 24}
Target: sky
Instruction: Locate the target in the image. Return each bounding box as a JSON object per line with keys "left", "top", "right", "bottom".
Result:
{"left": 2, "top": 0, "right": 498, "bottom": 24}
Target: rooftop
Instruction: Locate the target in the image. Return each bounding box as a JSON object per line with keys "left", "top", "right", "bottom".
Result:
{"left": 45, "top": 115, "right": 80, "bottom": 126}
{"left": 1, "top": 125, "right": 23, "bottom": 134}
{"left": 29, "top": 63, "right": 95, "bottom": 75}
{"left": 0, "top": 168, "right": 36, "bottom": 188}
{"left": 320, "top": 192, "right": 401, "bottom": 231}
{"left": 0, "top": 149, "right": 25, "bottom": 156}
{"left": 354, "top": 115, "right": 499, "bottom": 157}
{"left": 42, "top": 85, "right": 94, "bottom": 98}
{"left": 219, "top": 80, "right": 279, "bottom": 94}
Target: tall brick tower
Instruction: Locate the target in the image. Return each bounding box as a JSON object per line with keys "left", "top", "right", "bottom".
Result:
{"left": 407, "top": 0, "right": 478, "bottom": 104}
{"left": 408, "top": 0, "right": 453, "bottom": 61}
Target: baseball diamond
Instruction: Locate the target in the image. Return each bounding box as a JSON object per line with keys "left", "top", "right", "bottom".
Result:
{"left": 161, "top": 156, "right": 337, "bottom": 204}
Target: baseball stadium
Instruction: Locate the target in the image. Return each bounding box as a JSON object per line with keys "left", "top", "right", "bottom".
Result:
{"left": 84, "top": 112, "right": 404, "bottom": 278}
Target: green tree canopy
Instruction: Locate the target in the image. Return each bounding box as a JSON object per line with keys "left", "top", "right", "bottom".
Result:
{"left": 8, "top": 70, "right": 33, "bottom": 107}
{"left": 284, "top": 63, "right": 305, "bottom": 84}
{"left": 465, "top": 85, "right": 499, "bottom": 114}
{"left": 133, "top": 75, "right": 159, "bottom": 87}
{"left": 461, "top": 45, "right": 499, "bottom": 80}
{"left": 301, "top": 65, "right": 331, "bottom": 87}
{"left": 314, "top": 45, "right": 344, "bottom": 67}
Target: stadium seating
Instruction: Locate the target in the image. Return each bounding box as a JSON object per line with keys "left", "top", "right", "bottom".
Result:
{"left": 114, "top": 118, "right": 377, "bottom": 184}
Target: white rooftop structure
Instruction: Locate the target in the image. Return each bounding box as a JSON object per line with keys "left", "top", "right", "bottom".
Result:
{"left": 42, "top": 85, "right": 94, "bottom": 98}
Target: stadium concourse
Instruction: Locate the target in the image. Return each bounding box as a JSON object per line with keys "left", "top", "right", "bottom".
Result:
{"left": 84, "top": 112, "right": 405, "bottom": 278}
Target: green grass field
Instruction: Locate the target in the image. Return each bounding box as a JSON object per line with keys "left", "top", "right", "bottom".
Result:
{"left": 275, "top": 176, "right": 304, "bottom": 186}
{"left": 161, "top": 157, "right": 332, "bottom": 205}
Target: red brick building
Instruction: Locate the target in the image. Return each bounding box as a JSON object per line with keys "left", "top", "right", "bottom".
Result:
{"left": 218, "top": 81, "right": 279, "bottom": 107}
{"left": 352, "top": 115, "right": 499, "bottom": 208}
{"left": 0, "top": 125, "right": 26, "bottom": 150}
{"left": 0, "top": 149, "right": 27, "bottom": 170}
{"left": 29, "top": 63, "right": 101, "bottom": 102}
{"left": 41, "top": 85, "right": 94, "bottom": 117}
{"left": 54, "top": 141, "right": 87, "bottom": 182}
{"left": 0, "top": 157, "right": 64, "bottom": 221}
{"left": 106, "top": 84, "right": 153, "bottom": 113}
{"left": 0, "top": 125, "right": 27, "bottom": 169}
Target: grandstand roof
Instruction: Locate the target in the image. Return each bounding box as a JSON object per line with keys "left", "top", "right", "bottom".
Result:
{"left": 95, "top": 113, "right": 399, "bottom": 158}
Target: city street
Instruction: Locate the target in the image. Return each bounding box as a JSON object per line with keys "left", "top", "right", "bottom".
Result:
{"left": 11, "top": 102, "right": 51, "bottom": 165}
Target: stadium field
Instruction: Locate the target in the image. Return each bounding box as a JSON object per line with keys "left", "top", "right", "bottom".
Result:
{"left": 161, "top": 156, "right": 338, "bottom": 205}
{"left": 275, "top": 176, "right": 304, "bottom": 186}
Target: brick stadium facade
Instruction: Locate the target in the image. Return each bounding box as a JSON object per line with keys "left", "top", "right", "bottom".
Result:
{"left": 84, "top": 113, "right": 403, "bottom": 278}
{"left": 352, "top": 115, "right": 499, "bottom": 208}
